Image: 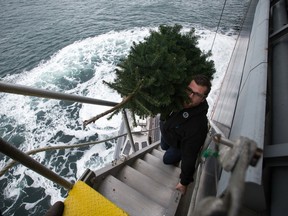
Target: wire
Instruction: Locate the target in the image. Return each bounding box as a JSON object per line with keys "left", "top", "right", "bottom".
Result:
{"left": 211, "top": 0, "right": 228, "bottom": 52}
{"left": 0, "top": 127, "right": 159, "bottom": 177}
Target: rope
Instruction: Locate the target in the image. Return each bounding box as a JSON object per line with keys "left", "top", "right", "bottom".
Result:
{"left": 210, "top": 0, "right": 228, "bottom": 52}
{"left": 0, "top": 127, "right": 159, "bottom": 177}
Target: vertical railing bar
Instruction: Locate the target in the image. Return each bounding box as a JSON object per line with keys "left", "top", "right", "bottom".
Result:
{"left": 122, "top": 109, "right": 136, "bottom": 153}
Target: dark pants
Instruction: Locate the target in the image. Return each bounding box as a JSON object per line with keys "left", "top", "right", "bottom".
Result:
{"left": 160, "top": 136, "right": 181, "bottom": 165}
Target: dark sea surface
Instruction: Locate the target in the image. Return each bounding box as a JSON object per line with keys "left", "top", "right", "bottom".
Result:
{"left": 0, "top": 0, "right": 250, "bottom": 215}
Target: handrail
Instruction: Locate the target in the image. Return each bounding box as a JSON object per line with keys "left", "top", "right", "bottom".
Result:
{"left": 0, "top": 81, "right": 118, "bottom": 107}
{"left": 0, "top": 137, "right": 74, "bottom": 190}
{"left": 193, "top": 135, "right": 262, "bottom": 216}
{"left": 0, "top": 126, "right": 159, "bottom": 177}
{"left": 0, "top": 133, "right": 127, "bottom": 177}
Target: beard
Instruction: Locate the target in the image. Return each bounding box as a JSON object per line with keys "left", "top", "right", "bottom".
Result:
{"left": 183, "top": 99, "right": 202, "bottom": 108}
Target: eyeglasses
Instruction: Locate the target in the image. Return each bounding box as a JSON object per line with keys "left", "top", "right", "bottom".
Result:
{"left": 186, "top": 87, "right": 206, "bottom": 98}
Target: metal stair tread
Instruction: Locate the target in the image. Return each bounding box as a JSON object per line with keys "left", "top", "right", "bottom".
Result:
{"left": 151, "top": 148, "right": 165, "bottom": 159}
{"left": 143, "top": 153, "right": 181, "bottom": 177}
{"left": 97, "top": 175, "right": 165, "bottom": 216}
{"left": 132, "top": 158, "right": 179, "bottom": 189}
{"left": 152, "top": 148, "right": 181, "bottom": 168}
{"left": 116, "top": 165, "right": 175, "bottom": 208}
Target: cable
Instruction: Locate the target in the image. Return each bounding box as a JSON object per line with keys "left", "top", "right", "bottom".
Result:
{"left": 211, "top": 0, "right": 228, "bottom": 52}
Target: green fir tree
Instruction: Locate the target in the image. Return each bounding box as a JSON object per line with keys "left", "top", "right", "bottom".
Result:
{"left": 84, "top": 24, "right": 215, "bottom": 126}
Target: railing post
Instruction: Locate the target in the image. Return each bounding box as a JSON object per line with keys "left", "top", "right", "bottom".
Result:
{"left": 0, "top": 137, "right": 73, "bottom": 190}
{"left": 122, "top": 109, "right": 136, "bottom": 153}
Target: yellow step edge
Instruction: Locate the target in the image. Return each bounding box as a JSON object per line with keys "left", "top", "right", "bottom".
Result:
{"left": 63, "top": 181, "right": 128, "bottom": 216}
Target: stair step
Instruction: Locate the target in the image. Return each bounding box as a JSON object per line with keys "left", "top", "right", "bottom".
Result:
{"left": 132, "top": 158, "right": 179, "bottom": 189}
{"left": 152, "top": 148, "right": 181, "bottom": 168}
{"left": 97, "top": 175, "right": 165, "bottom": 216}
{"left": 116, "top": 165, "right": 174, "bottom": 208}
{"left": 143, "top": 153, "right": 181, "bottom": 177}
{"left": 151, "top": 148, "right": 164, "bottom": 159}
{"left": 157, "top": 145, "right": 164, "bottom": 151}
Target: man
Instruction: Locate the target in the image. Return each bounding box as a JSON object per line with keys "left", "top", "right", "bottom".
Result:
{"left": 160, "top": 74, "right": 211, "bottom": 195}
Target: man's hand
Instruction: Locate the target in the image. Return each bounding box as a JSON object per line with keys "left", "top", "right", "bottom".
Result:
{"left": 176, "top": 182, "right": 187, "bottom": 195}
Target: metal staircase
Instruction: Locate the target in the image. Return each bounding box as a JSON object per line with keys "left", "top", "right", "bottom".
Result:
{"left": 80, "top": 142, "right": 182, "bottom": 216}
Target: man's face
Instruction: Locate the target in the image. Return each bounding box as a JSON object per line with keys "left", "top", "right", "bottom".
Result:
{"left": 184, "top": 80, "right": 207, "bottom": 108}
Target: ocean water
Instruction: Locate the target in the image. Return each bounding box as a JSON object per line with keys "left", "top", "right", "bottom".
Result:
{"left": 0, "top": 0, "right": 250, "bottom": 215}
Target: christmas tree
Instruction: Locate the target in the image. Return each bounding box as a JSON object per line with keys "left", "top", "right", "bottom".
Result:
{"left": 84, "top": 24, "right": 215, "bottom": 126}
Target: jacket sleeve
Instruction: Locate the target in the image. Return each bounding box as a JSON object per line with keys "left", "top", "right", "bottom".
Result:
{"left": 179, "top": 119, "right": 207, "bottom": 185}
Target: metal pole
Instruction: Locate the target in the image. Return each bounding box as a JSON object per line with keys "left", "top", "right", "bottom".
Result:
{"left": 0, "top": 137, "right": 73, "bottom": 190}
{"left": 271, "top": 0, "right": 288, "bottom": 145}
{"left": 0, "top": 81, "right": 118, "bottom": 107}
{"left": 212, "top": 134, "right": 234, "bottom": 148}
{"left": 122, "top": 109, "right": 136, "bottom": 153}
{"left": 270, "top": 2, "right": 288, "bottom": 215}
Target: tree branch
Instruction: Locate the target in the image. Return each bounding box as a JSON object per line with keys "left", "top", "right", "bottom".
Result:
{"left": 83, "top": 94, "right": 134, "bottom": 128}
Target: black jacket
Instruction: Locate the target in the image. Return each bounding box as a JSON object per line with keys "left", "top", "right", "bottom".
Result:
{"left": 160, "top": 100, "right": 208, "bottom": 185}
